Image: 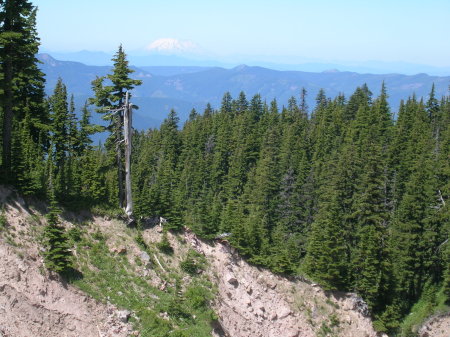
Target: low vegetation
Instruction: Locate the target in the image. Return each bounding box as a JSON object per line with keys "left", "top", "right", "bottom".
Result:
{"left": 69, "top": 222, "right": 216, "bottom": 337}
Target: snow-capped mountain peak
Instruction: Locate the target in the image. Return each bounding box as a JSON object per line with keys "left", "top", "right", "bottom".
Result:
{"left": 146, "top": 38, "right": 199, "bottom": 54}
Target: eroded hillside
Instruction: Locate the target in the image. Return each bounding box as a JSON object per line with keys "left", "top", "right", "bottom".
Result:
{"left": 0, "top": 186, "right": 446, "bottom": 337}
{"left": 0, "top": 187, "right": 132, "bottom": 337}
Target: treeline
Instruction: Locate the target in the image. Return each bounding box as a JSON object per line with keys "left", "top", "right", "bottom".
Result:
{"left": 0, "top": 0, "right": 130, "bottom": 209}
{"left": 131, "top": 86, "right": 450, "bottom": 331}
{"left": 1, "top": 0, "right": 449, "bottom": 334}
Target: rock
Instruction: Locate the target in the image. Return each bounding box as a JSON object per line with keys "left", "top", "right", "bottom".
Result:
{"left": 140, "top": 251, "right": 150, "bottom": 262}
{"left": 266, "top": 278, "right": 277, "bottom": 290}
{"left": 18, "top": 262, "right": 27, "bottom": 272}
{"left": 277, "top": 306, "right": 291, "bottom": 319}
{"left": 116, "top": 310, "right": 131, "bottom": 323}
{"left": 286, "top": 328, "right": 299, "bottom": 337}
{"left": 110, "top": 246, "right": 127, "bottom": 254}
{"left": 342, "top": 314, "right": 352, "bottom": 324}
{"left": 270, "top": 313, "right": 278, "bottom": 320}
{"left": 226, "top": 273, "right": 238, "bottom": 287}
{"left": 350, "top": 295, "right": 370, "bottom": 316}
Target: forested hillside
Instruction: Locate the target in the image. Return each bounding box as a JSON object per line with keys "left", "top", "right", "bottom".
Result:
{"left": 129, "top": 85, "right": 450, "bottom": 333}
{"left": 1, "top": 1, "right": 449, "bottom": 336}
{"left": 36, "top": 53, "right": 450, "bottom": 129}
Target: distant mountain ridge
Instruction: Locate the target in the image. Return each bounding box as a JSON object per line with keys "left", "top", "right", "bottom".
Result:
{"left": 37, "top": 53, "right": 450, "bottom": 129}
{"left": 41, "top": 50, "right": 450, "bottom": 75}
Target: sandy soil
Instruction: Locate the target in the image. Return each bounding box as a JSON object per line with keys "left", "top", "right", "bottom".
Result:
{"left": 0, "top": 186, "right": 133, "bottom": 337}
{"left": 419, "top": 313, "right": 450, "bottom": 337}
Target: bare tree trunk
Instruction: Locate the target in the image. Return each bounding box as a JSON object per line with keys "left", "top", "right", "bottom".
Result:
{"left": 116, "top": 111, "right": 124, "bottom": 209}
{"left": 123, "top": 92, "right": 133, "bottom": 218}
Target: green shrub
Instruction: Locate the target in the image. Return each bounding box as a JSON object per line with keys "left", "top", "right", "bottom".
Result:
{"left": 135, "top": 231, "right": 148, "bottom": 250}
{"left": 0, "top": 210, "right": 7, "bottom": 231}
{"left": 167, "top": 299, "right": 191, "bottom": 320}
{"left": 92, "top": 230, "right": 105, "bottom": 241}
{"left": 185, "top": 284, "right": 213, "bottom": 310}
{"left": 180, "top": 249, "right": 206, "bottom": 275}
{"left": 156, "top": 232, "right": 173, "bottom": 254}
{"left": 170, "top": 330, "right": 190, "bottom": 337}
{"left": 67, "top": 226, "right": 83, "bottom": 242}
{"left": 318, "top": 322, "right": 332, "bottom": 337}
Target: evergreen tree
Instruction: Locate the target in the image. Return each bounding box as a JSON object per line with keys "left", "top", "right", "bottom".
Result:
{"left": 48, "top": 78, "right": 70, "bottom": 198}
{"left": 0, "top": 0, "right": 46, "bottom": 182}
{"left": 42, "top": 190, "right": 72, "bottom": 274}
{"left": 302, "top": 175, "right": 348, "bottom": 290}
{"left": 390, "top": 153, "right": 436, "bottom": 310}
{"left": 89, "top": 45, "right": 142, "bottom": 208}
{"left": 12, "top": 111, "right": 46, "bottom": 195}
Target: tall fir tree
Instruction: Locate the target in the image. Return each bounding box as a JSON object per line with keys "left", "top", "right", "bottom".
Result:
{"left": 0, "top": 0, "right": 46, "bottom": 183}
{"left": 89, "top": 45, "right": 142, "bottom": 208}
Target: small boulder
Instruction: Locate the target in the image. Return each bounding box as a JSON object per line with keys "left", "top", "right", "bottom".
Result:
{"left": 226, "top": 273, "right": 239, "bottom": 287}
{"left": 140, "top": 251, "right": 150, "bottom": 262}
{"left": 286, "top": 328, "right": 299, "bottom": 337}
{"left": 266, "top": 278, "right": 277, "bottom": 290}
{"left": 116, "top": 310, "right": 131, "bottom": 323}
{"left": 277, "top": 306, "right": 291, "bottom": 319}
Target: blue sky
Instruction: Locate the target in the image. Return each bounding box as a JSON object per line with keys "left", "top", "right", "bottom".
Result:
{"left": 33, "top": 0, "right": 450, "bottom": 67}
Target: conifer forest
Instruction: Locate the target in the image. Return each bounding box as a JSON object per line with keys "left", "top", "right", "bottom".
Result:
{"left": 1, "top": 0, "right": 449, "bottom": 335}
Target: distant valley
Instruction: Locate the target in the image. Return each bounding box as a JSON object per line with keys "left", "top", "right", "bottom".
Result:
{"left": 38, "top": 53, "right": 450, "bottom": 130}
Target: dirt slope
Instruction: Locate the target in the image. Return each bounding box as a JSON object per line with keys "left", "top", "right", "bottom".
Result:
{"left": 180, "top": 228, "right": 383, "bottom": 337}
{"left": 0, "top": 187, "right": 133, "bottom": 337}
{"left": 2, "top": 185, "right": 447, "bottom": 337}
{"left": 418, "top": 313, "right": 450, "bottom": 337}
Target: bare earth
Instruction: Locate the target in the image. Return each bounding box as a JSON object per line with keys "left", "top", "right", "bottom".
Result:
{"left": 419, "top": 313, "right": 450, "bottom": 337}
{"left": 1, "top": 185, "right": 448, "bottom": 337}
{"left": 0, "top": 187, "right": 132, "bottom": 337}
{"left": 181, "top": 228, "right": 383, "bottom": 337}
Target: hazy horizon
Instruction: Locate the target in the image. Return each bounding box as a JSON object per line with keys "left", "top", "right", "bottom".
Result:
{"left": 33, "top": 0, "right": 450, "bottom": 74}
